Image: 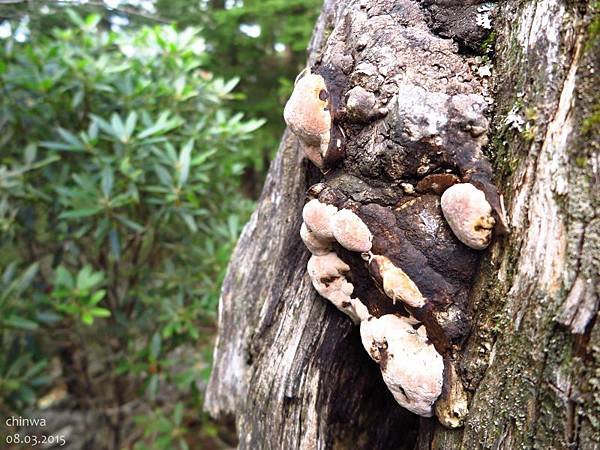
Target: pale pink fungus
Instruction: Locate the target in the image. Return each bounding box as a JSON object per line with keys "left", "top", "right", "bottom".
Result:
{"left": 331, "top": 209, "right": 373, "bottom": 252}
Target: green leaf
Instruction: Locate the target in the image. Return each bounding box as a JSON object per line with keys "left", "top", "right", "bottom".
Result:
{"left": 221, "top": 77, "right": 239, "bottom": 95}
{"left": 173, "top": 402, "right": 183, "bottom": 426}
{"left": 24, "top": 143, "right": 37, "bottom": 165}
{"left": 95, "top": 217, "right": 111, "bottom": 242}
{"left": 137, "top": 112, "right": 182, "bottom": 139}
{"left": 35, "top": 311, "right": 62, "bottom": 325}
{"left": 154, "top": 164, "right": 173, "bottom": 186}
{"left": 174, "top": 76, "right": 186, "bottom": 96}
{"left": 178, "top": 140, "right": 193, "bottom": 187}
{"left": 3, "top": 315, "right": 39, "bottom": 331}
{"left": 19, "top": 386, "right": 36, "bottom": 405}
{"left": 138, "top": 227, "right": 155, "bottom": 262}
{"left": 180, "top": 212, "right": 198, "bottom": 233}
{"left": 116, "top": 214, "right": 144, "bottom": 232}
{"left": 88, "top": 120, "right": 98, "bottom": 140}
{"left": 150, "top": 332, "right": 161, "bottom": 360}
{"left": 191, "top": 149, "right": 216, "bottom": 166}
{"left": 89, "top": 290, "right": 106, "bottom": 305}
{"left": 76, "top": 265, "right": 103, "bottom": 291}
{"left": 227, "top": 214, "right": 240, "bottom": 238}
{"left": 109, "top": 194, "right": 133, "bottom": 209}
{"left": 164, "top": 142, "right": 178, "bottom": 164}
{"left": 66, "top": 8, "right": 85, "bottom": 27}
{"left": 111, "top": 113, "right": 126, "bottom": 142}
{"left": 109, "top": 228, "right": 121, "bottom": 260}
{"left": 2, "top": 262, "right": 17, "bottom": 285}
{"left": 72, "top": 89, "right": 84, "bottom": 109}
{"left": 240, "top": 118, "right": 267, "bottom": 134}
{"left": 30, "top": 154, "right": 60, "bottom": 169}
{"left": 55, "top": 266, "right": 74, "bottom": 290}
{"left": 90, "top": 114, "right": 115, "bottom": 137}
{"left": 124, "top": 111, "right": 137, "bottom": 142}
{"left": 76, "top": 265, "right": 92, "bottom": 290}
{"left": 147, "top": 374, "right": 159, "bottom": 400}
{"left": 90, "top": 307, "right": 111, "bottom": 318}
{"left": 57, "top": 127, "right": 84, "bottom": 149}
{"left": 59, "top": 207, "right": 103, "bottom": 219}
{"left": 82, "top": 312, "right": 94, "bottom": 326}
{"left": 15, "top": 263, "right": 39, "bottom": 295}
{"left": 24, "top": 360, "right": 48, "bottom": 379}
{"left": 84, "top": 13, "right": 101, "bottom": 31}
{"left": 101, "top": 166, "right": 114, "bottom": 198}
{"left": 40, "top": 141, "right": 86, "bottom": 152}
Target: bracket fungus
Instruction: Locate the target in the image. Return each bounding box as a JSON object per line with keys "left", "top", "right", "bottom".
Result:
{"left": 302, "top": 199, "right": 337, "bottom": 241}
{"left": 369, "top": 255, "right": 426, "bottom": 308}
{"left": 300, "top": 223, "right": 331, "bottom": 256}
{"left": 307, "top": 252, "right": 368, "bottom": 324}
{"left": 360, "top": 314, "right": 444, "bottom": 417}
{"left": 441, "top": 183, "right": 495, "bottom": 250}
{"left": 283, "top": 70, "right": 344, "bottom": 169}
{"left": 306, "top": 252, "right": 351, "bottom": 287}
{"left": 299, "top": 184, "right": 480, "bottom": 423}
{"left": 301, "top": 199, "right": 375, "bottom": 324}
{"left": 331, "top": 209, "right": 373, "bottom": 253}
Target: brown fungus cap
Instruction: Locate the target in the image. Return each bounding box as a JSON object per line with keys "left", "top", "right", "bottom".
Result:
{"left": 370, "top": 255, "right": 426, "bottom": 308}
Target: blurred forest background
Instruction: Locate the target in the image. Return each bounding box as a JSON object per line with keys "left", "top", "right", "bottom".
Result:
{"left": 0, "top": 1, "right": 321, "bottom": 448}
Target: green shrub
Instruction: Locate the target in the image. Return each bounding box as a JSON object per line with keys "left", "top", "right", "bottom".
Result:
{"left": 0, "top": 10, "right": 262, "bottom": 447}
{"left": 156, "top": 0, "right": 322, "bottom": 194}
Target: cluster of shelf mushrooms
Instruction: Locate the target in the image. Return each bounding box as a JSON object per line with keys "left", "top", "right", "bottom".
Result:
{"left": 285, "top": 70, "right": 499, "bottom": 421}
{"left": 301, "top": 198, "right": 446, "bottom": 417}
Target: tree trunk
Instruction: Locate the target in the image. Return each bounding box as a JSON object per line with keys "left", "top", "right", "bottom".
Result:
{"left": 205, "top": 1, "right": 599, "bottom": 449}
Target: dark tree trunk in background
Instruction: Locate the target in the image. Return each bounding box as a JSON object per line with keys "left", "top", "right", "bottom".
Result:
{"left": 205, "top": 1, "right": 599, "bottom": 449}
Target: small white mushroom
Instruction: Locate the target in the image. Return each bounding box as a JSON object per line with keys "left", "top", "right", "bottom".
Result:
{"left": 331, "top": 209, "right": 373, "bottom": 252}
{"left": 302, "top": 199, "right": 338, "bottom": 241}
{"left": 360, "top": 314, "right": 444, "bottom": 417}
{"left": 300, "top": 223, "right": 331, "bottom": 255}
{"left": 370, "top": 255, "right": 426, "bottom": 308}
{"left": 307, "top": 252, "right": 367, "bottom": 324}
{"left": 441, "top": 183, "right": 495, "bottom": 250}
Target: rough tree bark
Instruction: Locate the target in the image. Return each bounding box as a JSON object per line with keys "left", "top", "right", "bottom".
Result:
{"left": 205, "top": 1, "right": 599, "bottom": 449}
